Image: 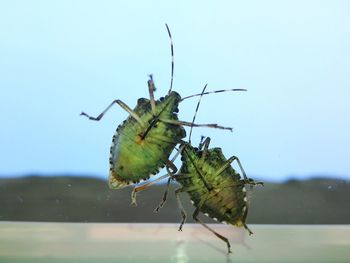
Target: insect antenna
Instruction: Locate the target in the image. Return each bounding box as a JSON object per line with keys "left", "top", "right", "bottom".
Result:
{"left": 165, "top": 23, "right": 174, "bottom": 95}
{"left": 180, "top": 88, "right": 247, "bottom": 102}
{"left": 188, "top": 84, "right": 208, "bottom": 144}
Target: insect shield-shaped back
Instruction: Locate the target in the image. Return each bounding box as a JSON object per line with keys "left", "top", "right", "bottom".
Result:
{"left": 179, "top": 142, "right": 248, "bottom": 226}
{"left": 109, "top": 91, "right": 186, "bottom": 189}
{"left": 171, "top": 139, "right": 260, "bottom": 253}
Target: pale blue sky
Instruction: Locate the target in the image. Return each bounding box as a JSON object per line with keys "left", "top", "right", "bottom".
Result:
{"left": 0, "top": 0, "right": 349, "bottom": 181}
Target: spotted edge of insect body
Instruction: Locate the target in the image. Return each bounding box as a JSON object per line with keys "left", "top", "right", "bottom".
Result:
{"left": 108, "top": 172, "right": 156, "bottom": 189}
{"left": 193, "top": 185, "right": 249, "bottom": 225}
{"left": 107, "top": 126, "right": 166, "bottom": 189}
{"left": 108, "top": 156, "right": 166, "bottom": 190}
{"left": 108, "top": 168, "right": 165, "bottom": 189}
{"left": 107, "top": 92, "right": 183, "bottom": 189}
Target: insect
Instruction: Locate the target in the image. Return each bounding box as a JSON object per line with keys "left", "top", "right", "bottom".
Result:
{"left": 177, "top": 137, "right": 263, "bottom": 253}
{"left": 134, "top": 136, "right": 263, "bottom": 253}
{"left": 81, "top": 24, "right": 246, "bottom": 204}
{"left": 133, "top": 87, "right": 263, "bottom": 253}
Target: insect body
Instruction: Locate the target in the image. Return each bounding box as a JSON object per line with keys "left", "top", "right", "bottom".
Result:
{"left": 82, "top": 76, "right": 235, "bottom": 194}
{"left": 107, "top": 85, "right": 185, "bottom": 189}
{"left": 153, "top": 137, "right": 263, "bottom": 253}
{"left": 179, "top": 138, "right": 262, "bottom": 252}
{"left": 81, "top": 25, "right": 245, "bottom": 202}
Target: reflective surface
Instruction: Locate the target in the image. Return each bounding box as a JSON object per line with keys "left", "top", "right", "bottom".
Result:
{"left": 0, "top": 223, "right": 349, "bottom": 263}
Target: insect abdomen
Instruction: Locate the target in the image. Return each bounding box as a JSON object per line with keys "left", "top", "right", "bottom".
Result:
{"left": 179, "top": 144, "right": 248, "bottom": 225}
{"left": 109, "top": 92, "right": 185, "bottom": 187}
{"left": 202, "top": 181, "right": 247, "bottom": 224}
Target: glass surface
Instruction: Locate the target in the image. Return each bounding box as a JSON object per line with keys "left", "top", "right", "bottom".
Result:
{"left": 1, "top": 223, "right": 349, "bottom": 263}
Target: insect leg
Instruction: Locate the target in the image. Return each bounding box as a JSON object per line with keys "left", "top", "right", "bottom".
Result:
{"left": 174, "top": 187, "right": 187, "bottom": 231}
{"left": 241, "top": 205, "right": 253, "bottom": 235}
{"left": 199, "top": 137, "right": 211, "bottom": 160}
{"left": 172, "top": 143, "right": 186, "bottom": 161}
{"left": 153, "top": 163, "right": 180, "bottom": 212}
{"left": 193, "top": 206, "right": 232, "bottom": 254}
{"left": 212, "top": 155, "right": 261, "bottom": 187}
{"left": 130, "top": 144, "right": 183, "bottom": 206}
{"left": 159, "top": 118, "right": 233, "bottom": 132}
{"left": 147, "top": 75, "right": 157, "bottom": 115}
{"left": 164, "top": 143, "right": 185, "bottom": 174}
{"left": 154, "top": 177, "right": 172, "bottom": 212}
{"left": 224, "top": 156, "right": 264, "bottom": 186}
{"left": 131, "top": 173, "right": 171, "bottom": 206}
{"left": 165, "top": 159, "right": 177, "bottom": 174}
{"left": 81, "top": 100, "right": 145, "bottom": 125}
{"left": 212, "top": 155, "right": 248, "bottom": 181}
{"left": 243, "top": 223, "right": 253, "bottom": 235}
{"left": 223, "top": 156, "right": 264, "bottom": 186}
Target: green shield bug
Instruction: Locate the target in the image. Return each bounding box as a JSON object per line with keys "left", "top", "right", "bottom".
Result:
{"left": 134, "top": 136, "right": 263, "bottom": 254}
{"left": 135, "top": 88, "right": 263, "bottom": 253}
{"left": 178, "top": 137, "right": 263, "bottom": 253}
{"left": 81, "top": 25, "right": 246, "bottom": 204}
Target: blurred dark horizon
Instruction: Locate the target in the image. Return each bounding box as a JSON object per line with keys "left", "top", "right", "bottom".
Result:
{"left": 0, "top": 175, "right": 349, "bottom": 224}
